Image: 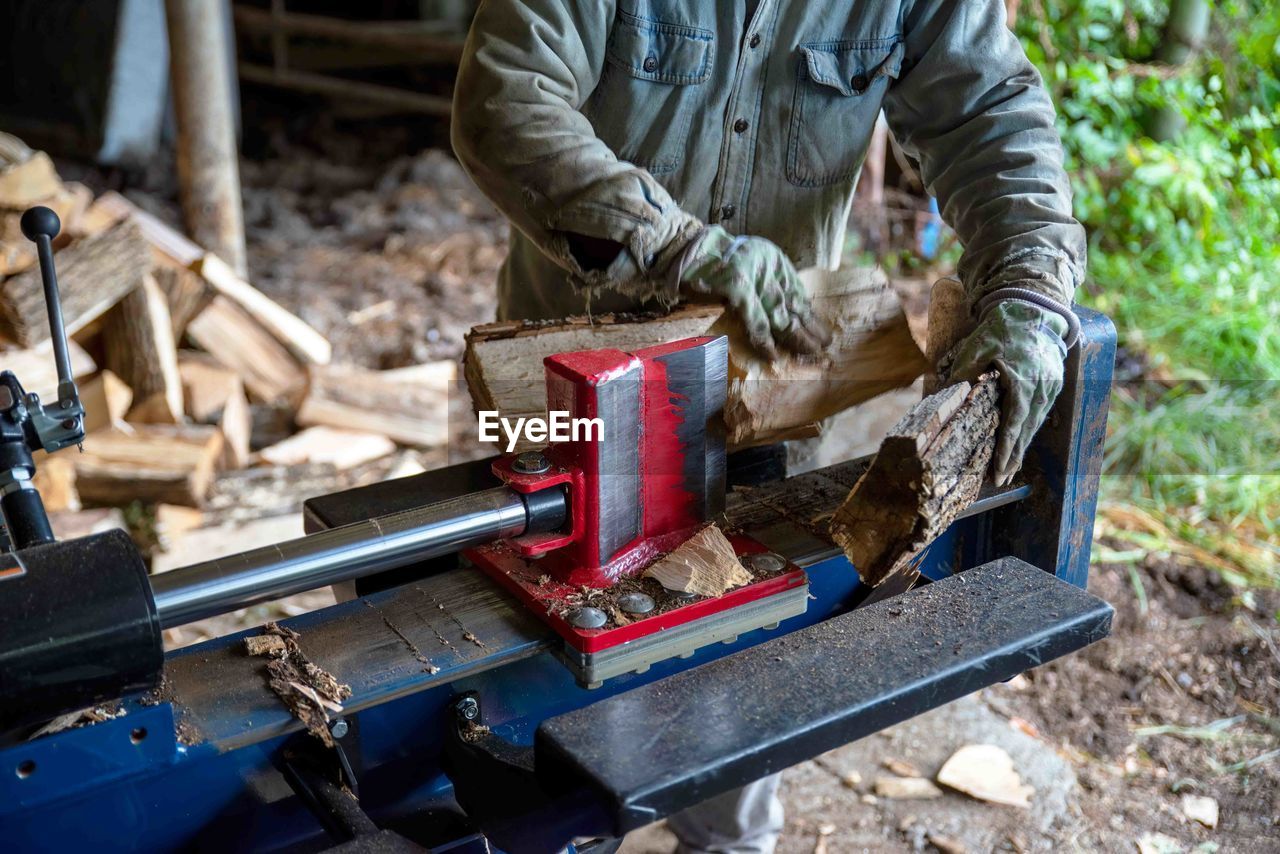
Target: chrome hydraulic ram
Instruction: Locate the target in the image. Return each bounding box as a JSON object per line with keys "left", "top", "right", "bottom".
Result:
{"left": 150, "top": 486, "right": 567, "bottom": 628}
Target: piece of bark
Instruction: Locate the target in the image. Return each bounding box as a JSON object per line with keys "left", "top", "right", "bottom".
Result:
{"left": 296, "top": 361, "right": 454, "bottom": 447}
{"left": 32, "top": 455, "right": 80, "bottom": 512}
{"left": 186, "top": 296, "right": 306, "bottom": 403}
{"left": 253, "top": 621, "right": 351, "bottom": 747}
{"left": 193, "top": 254, "right": 331, "bottom": 365}
{"left": 828, "top": 374, "right": 1000, "bottom": 588}
{"left": 643, "top": 524, "right": 752, "bottom": 597}
{"left": 0, "top": 219, "right": 151, "bottom": 347}
{"left": 73, "top": 424, "right": 224, "bottom": 507}
{"left": 102, "top": 274, "right": 183, "bottom": 423}
{"left": 78, "top": 370, "right": 134, "bottom": 434}
{"left": 244, "top": 634, "right": 288, "bottom": 657}
{"left": 257, "top": 426, "right": 396, "bottom": 470}
{"left": 464, "top": 268, "right": 926, "bottom": 450}
{"left": 154, "top": 264, "right": 213, "bottom": 340}
{"left": 0, "top": 340, "right": 97, "bottom": 400}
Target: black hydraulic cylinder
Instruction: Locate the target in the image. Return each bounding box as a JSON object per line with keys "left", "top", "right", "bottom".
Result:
{"left": 0, "top": 529, "right": 162, "bottom": 730}
{"left": 0, "top": 488, "right": 54, "bottom": 550}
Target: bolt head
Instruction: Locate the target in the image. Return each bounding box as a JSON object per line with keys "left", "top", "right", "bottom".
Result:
{"left": 512, "top": 451, "right": 551, "bottom": 474}
{"left": 617, "top": 592, "right": 656, "bottom": 615}
{"left": 329, "top": 718, "right": 349, "bottom": 739}
{"left": 456, "top": 696, "right": 480, "bottom": 721}
{"left": 566, "top": 606, "right": 607, "bottom": 629}
{"left": 742, "top": 552, "right": 787, "bottom": 573}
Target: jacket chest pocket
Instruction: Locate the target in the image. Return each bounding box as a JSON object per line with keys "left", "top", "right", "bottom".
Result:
{"left": 786, "top": 38, "right": 904, "bottom": 188}
{"left": 583, "top": 9, "right": 714, "bottom": 175}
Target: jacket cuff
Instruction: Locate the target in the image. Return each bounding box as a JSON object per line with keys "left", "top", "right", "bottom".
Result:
{"left": 970, "top": 248, "right": 1082, "bottom": 309}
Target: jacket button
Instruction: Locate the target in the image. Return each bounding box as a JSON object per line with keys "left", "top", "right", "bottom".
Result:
{"left": 643, "top": 55, "right": 658, "bottom": 73}
{"left": 720, "top": 204, "right": 736, "bottom": 220}
{"left": 749, "top": 33, "right": 761, "bottom": 48}
{"left": 850, "top": 73, "right": 870, "bottom": 93}
{"left": 733, "top": 118, "right": 749, "bottom": 134}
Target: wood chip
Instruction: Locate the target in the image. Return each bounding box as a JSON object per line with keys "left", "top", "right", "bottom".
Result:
{"left": 643, "top": 524, "right": 752, "bottom": 597}
{"left": 927, "top": 833, "right": 968, "bottom": 854}
{"left": 244, "top": 635, "right": 287, "bottom": 657}
{"left": 882, "top": 758, "right": 923, "bottom": 778}
{"left": 873, "top": 776, "right": 943, "bottom": 800}
{"left": 936, "top": 744, "right": 1033, "bottom": 808}
{"left": 1180, "top": 793, "right": 1218, "bottom": 828}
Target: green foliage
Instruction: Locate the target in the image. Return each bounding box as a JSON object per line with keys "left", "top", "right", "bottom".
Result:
{"left": 1015, "top": 0, "right": 1280, "bottom": 563}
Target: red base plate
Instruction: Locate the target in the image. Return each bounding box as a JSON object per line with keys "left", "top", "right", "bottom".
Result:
{"left": 465, "top": 535, "right": 807, "bottom": 655}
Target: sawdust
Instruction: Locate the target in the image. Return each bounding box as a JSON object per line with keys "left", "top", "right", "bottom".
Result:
{"left": 249, "top": 622, "right": 352, "bottom": 746}
{"left": 28, "top": 703, "right": 126, "bottom": 739}
{"left": 137, "top": 673, "right": 201, "bottom": 746}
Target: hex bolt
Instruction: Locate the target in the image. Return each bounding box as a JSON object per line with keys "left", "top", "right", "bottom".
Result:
{"left": 741, "top": 552, "right": 787, "bottom": 573}
{"left": 512, "top": 451, "right": 551, "bottom": 474}
{"left": 566, "top": 606, "right": 607, "bottom": 629}
{"left": 329, "top": 718, "right": 349, "bottom": 739}
{"left": 455, "top": 695, "right": 480, "bottom": 722}
{"left": 617, "top": 592, "right": 656, "bottom": 615}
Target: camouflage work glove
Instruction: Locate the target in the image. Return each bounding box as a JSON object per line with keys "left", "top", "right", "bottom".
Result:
{"left": 675, "top": 226, "right": 830, "bottom": 358}
{"left": 947, "top": 294, "right": 1078, "bottom": 486}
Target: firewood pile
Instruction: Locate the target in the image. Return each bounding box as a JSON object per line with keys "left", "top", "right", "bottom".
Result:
{"left": 0, "top": 135, "right": 455, "bottom": 577}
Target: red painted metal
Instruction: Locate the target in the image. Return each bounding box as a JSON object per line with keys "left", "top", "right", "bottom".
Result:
{"left": 467, "top": 335, "right": 770, "bottom": 655}
{"left": 467, "top": 533, "right": 807, "bottom": 654}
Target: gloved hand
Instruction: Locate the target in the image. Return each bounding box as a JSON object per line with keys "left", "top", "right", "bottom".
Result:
{"left": 947, "top": 296, "right": 1076, "bottom": 486}
{"left": 675, "top": 226, "right": 830, "bottom": 358}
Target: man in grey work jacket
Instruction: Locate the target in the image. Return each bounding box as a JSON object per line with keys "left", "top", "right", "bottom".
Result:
{"left": 452, "top": 0, "right": 1085, "bottom": 850}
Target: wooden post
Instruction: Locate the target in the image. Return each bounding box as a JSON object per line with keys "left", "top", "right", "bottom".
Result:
{"left": 165, "top": 0, "right": 248, "bottom": 276}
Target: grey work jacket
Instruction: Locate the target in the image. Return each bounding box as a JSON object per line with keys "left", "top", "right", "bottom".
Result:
{"left": 451, "top": 0, "right": 1086, "bottom": 321}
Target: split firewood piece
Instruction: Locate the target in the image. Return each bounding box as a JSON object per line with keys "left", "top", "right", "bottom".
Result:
{"left": 153, "top": 264, "right": 213, "bottom": 340}
{"left": 32, "top": 456, "right": 79, "bottom": 513}
{"left": 78, "top": 370, "right": 134, "bottom": 434}
{"left": 194, "top": 254, "right": 332, "bottom": 366}
{"left": 936, "top": 744, "right": 1033, "bottom": 808}
{"left": 0, "top": 147, "right": 62, "bottom": 209}
{"left": 73, "top": 424, "right": 225, "bottom": 507}
{"left": 102, "top": 274, "right": 183, "bottom": 423}
{"left": 177, "top": 352, "right": 251, "bottom": 468}
{"left": 297, "top": 361, "right": 455, "bottom": 447}
{"left": 464, "top": 305, "right": 722, "bottom": 425}
{"left": 828, "top": 373, "right": 999, "bottom": 588}
{"left": 186, "top": 297, "right": 306, "bottom": 404}
{"left": 0, "top": 340, "right": 96, "bottom": 401}
{"left": 713, "top": 267, "right": 929, "bottom": 446}
{"left": 78, "top": 190, "right": 204, "bottom": 268}
{"left": 0, "top": 219, "right": 151, "bottom": 347}
{"left": 257, "top": 426, "right": 396, "bottom": 471}
{"left": 644, "top": 524, "right": 752, "bottom": 597}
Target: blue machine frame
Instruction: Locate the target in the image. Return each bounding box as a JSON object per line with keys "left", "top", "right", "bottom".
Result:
{"left": 0, "top": 311, "right": 1116, "bottom": 852}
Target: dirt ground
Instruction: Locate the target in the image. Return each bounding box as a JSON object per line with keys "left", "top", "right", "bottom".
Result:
{"left": 76, "top": 119, "right": 1279, "bottom": 851}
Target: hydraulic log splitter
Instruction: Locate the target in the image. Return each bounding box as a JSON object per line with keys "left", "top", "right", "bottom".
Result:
{"left": 0, "top": 208, "right": 1117, "bottom": 852}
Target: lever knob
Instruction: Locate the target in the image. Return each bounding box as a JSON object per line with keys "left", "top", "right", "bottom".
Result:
{"left": 20, "top": 206, "right": 61, "bottom": 242}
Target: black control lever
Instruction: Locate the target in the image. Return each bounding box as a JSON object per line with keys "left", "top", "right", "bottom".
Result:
{"left": 0, "top": 207, "right": 89, "bottom": 550}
